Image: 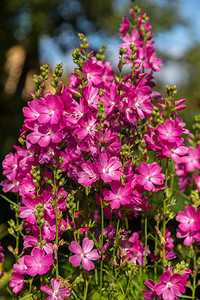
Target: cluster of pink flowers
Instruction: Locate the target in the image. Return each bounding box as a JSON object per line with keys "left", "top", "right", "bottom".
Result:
{"left": 143, "top": 266, "right": 191, "bottom": 300}
{"left": 0, "top": 3, "right": 198, "bottom": 299}
{"left": 176, "top": 144, "right": 200, "bottom": 192}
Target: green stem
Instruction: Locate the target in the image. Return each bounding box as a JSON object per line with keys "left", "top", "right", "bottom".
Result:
{"left": 84, "top": 278, "right": 89, "bottom": 300}
{"left": 124, "top": 276, "right": 131, "bottom": 299}
{"left": 144, "top": 211, "right": 148, "bottom": 266}
{"left": 0, "top": 194, "right": 20, "bottom": 207}
{"left": 29, "top": 277, "right": 33, "bottom": 294}
{"left": 111, "top": 218, "right": 120, "bottom": 275}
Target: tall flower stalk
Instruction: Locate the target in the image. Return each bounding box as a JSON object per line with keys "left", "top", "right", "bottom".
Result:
{"left": 0, "top": 2, "right": 198, "bottom": 299}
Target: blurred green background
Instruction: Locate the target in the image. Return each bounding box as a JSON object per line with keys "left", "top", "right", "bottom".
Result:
{"left": 0, "top": 0, "right": 200, "bottom": 297}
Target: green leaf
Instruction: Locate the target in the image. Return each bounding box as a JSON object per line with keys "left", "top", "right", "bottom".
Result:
{"left": 0, "top": 194, "right": 19, "bottom": 207}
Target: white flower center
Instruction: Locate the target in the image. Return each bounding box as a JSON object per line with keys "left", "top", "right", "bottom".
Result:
{"left": 166, "top": 282, "right": 173, "bottom": 289}
{"left": 102, "top": 167, "right": 109, "bottom": 174}
{"left": 49, "top": 110, "right": 54, "bottom": 115}
{"left": 146, "top": 175, "right": 151, "bottom": 181}
{"left": 189, "top": 218, "right": 194, "bottom": 223}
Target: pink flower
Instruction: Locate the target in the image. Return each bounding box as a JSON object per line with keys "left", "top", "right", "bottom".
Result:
{"left": 154, "top": 269, "right": 186, "bottom": 299}
{"left": 27, "top": 123, "right": 64, "bottom": 147}
{"left": 96, "top": 152, "right": 122, "bottom": 183}
{"left": 177, "top": 228, "right": 200, "bottom": 246}
{"left": 119, "top": 29, "right": 142, "bottom": 53}
{"left": 2, "top": 152, "right": 19, "bottom": 181}
{"left": 103, "top": 181, "right": 133, "bottom": 209}
{"left": 162, "top": 139, "right": 188, "bottom": 163}
{"left": 119, "top": 15, "right": 130, "bottom": 35}
{"left": 78, "top": 160, "right": 99, "bottom": 186}
{"left": 41, "top": 278, "right": 70, "bottom": 300}
{"left": 23, "top": 98, "right": 40, "bottom": 122}
{"left": 24, "top": 248, "right": 54, "bottom": 276}
{"left": 142, "top": 279, "right": 160, "bottom": 300}
{"left": 9, "top": 272, "right": 24, "bottom": 294}
{"left": 82, "top": 57, "right": 103, "bottom": 86}
{"left": 13, "top": 257, "right": 27, "bottom": 274}
{"left": 132, "top": 92, "right": 153, "bottom": 119}
{"left": 19, "top": 196, "right": 42, "bottom": 224}
{"left": 176, "top": 206, "right": 200, "bottom": 245}
{"left": 176, "top": 206, "right": 200, "bottom": 232}
{"left": 136, "top": 162, "right": 165, "bottom": 191}
{"left": 181, "top": 145, "right": 200, "bottom": 172}
{"left": 74, "top": 113, "right": 97, "bottom": 140}
{"left": 69, "top": 238, "right": 101, "bottom": 271}
{"left": 36, "top": 93, "right": 64, "bottom": 125}
{"left": 157, "top": 120, "right": 182, "bottom": 144}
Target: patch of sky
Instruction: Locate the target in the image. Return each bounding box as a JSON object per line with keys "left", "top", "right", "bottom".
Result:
{"left": 57, "top": 0, "right": 81, "bottom": 20}
{"left": 11, "top": 11, "right": 32, "bottom": 41}
{"left": 154, "top": 25, "right": 192, "bottom": 58}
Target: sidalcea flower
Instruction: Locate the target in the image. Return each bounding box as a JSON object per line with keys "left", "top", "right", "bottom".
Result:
{"left": 142, "top": 279, "right": 160, "bottom": 300}
{"left": 96, "top": 152, "right": 123, "bottom": 183}
{"left": 41, "top": 278, "right": 70, "bottom": 300}
{"left": 136, "top": 162, "right": 165, "bottom": 191}
{"left": 157, "top": 119, "right": 182, "bottom": 144}
{"left": 24, "top": 248, "right": 54, "bottom": 276}
{"left": 27, "top": 123, "right": 64, "bottom": 147}
{"left": 143, "top": 267, "right": 188, "bottom": 300}
{"left": 78, "top": 160, "right": 99, "bottom": 186}
{"left": 9, "top": 272, "right": 24, "bottom": 294}
{"left": 176, "top": 206, "right": 200, "bottom": 246}
{"left": 154, "top": 268, "right": 187, "bottom": 299}
{"left": 103, "top": 181, "right": 133, "bottom": 209}
{"left": 69, "top": 238, "right": 101, "bottom": 271}
{"left": 119, "top": 15, "right": 130, "bottom": 35}
{"left": 176, "top": 206, "right": 200, "bottom": 232}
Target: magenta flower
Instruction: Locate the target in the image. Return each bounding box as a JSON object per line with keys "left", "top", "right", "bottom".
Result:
{"left": 69, "top": 238, "right": 101, "bottom": 271}
{"left": 176, "top": 206, "right": 200, "bottom": 245}
{"left": 78, "top": 160, "right": 99, "bottom": 186}
{"left": 119, "top": 15, "right": 130, "bottom": 35}
{"left": 19, "top": 196, "right": 42, "bottom": 224}
{"left": 181, "top": 145, "right": 200, "bottom": 172}
{"left": 176, "top": 227, "right": 200, "bottom": 246}
{"left": 36, "top": 93, "right": 64, "bottom": 125}
{"left": 2, "top": 152, "right": 19, "bottom": 181}
{"left": 27, "top": 123, "right": 63, "bottom": 147}
{"left": 74, "top": 112, "right": 97, "bottom": 140}
{"left": 96, "top": 152, "right": 122, "bottom": 183}
{"left": 162, "top": 139, "right": 188, "bottom": 163}
{"left": 24, "top": 248, "right": 54, "bottom": 276}
{"left": 41, "top": 278, "right": 70, "bottom": 300}
{"left": 154, "top": 269, "right": 186, "bottom": 299}
{"left": 82, "top": 57, "right": 103, "bottom": 86}
{"left": 132, "top": 92, "right": 153, "bottom": 119}
{"left": 23, "top": 98, "right": 40, "bottom": 122}
{"left": 136, "top": 162, "right": 165, "bottom": 191}
{"left": 176, "top": 206, "right": 200, "bottom": 232}
{"left": 157, "top": 120, "right": 182, "bottom": 144}
{"left": 142, "top": 279, "right": 160, "bottom": 300}
{"left": 9, "top": 272, "right": 24, "bottom": 294}
{"left": 103, "top": 181, "right": 133, "bottom": 209}
{"left": 13, "top": 257, "right": 27, "bottom": 274}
